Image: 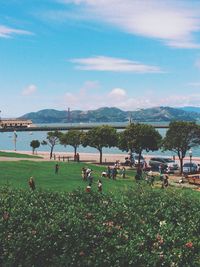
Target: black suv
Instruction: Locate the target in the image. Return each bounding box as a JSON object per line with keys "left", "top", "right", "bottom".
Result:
{"left": 149, "top": 157, "right": 178, "bottom": 172}
{"left": 149, "top": 157, "right": 167, "bottom": 170}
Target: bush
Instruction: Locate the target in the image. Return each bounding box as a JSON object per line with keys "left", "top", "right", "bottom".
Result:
{"left": 0, "top": 186, "right": 200, "bottom": 266}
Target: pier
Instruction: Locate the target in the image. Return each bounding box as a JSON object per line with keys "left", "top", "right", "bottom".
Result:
{"left": 0, "top": 123, "right": 169, "bottom": 132}
{"left": 0, "top": 119, "right": 32, "bottom": 129}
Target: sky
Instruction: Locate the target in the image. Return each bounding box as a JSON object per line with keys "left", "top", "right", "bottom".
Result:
{"left": 1, "top": 0, "right": 200, "bottom": 117}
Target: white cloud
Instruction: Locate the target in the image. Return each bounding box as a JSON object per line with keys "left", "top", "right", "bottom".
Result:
{"left": 62, "top": 85, "right": 200, "bottom": 111}
{"left": 22, "top": 84, "right": 37, "bottom": 96}
{"left": 59, "top": 0, "right": 200, "bottom": 49}
{"left": 108, "top": 88, "right": 127, "bottom": 99}
{"left": 71, "top": 56, "right": 162, "bottom": 73}
{"left": 0, "top": 25, "right": 32, "bottom": 38}
{"left": 117, "top": 93, "right": 200, "bottom": 110}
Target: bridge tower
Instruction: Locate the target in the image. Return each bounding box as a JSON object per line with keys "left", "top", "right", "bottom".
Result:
{"left": 129, "top": 112, "right": 132, "bottom": 124}
{"left": 67, "top": 107, "right": 71, "bottom": 122}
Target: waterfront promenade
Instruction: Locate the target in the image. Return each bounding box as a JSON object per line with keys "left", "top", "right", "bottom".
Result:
{"left": 1, "top": 150, "right": 200, "bottom": 165}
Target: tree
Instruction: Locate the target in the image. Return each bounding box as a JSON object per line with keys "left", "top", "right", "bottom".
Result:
{"left": 81, "top": 125, "right": 118, "bottom": 164}
{"left": 118, "top": 123, "right": 162, "bottom": 167}
{"left": 163, "top": 121, "right": 200, "bottom": 174}
{"left": 30, "top": 140, "right": 40, "bottom": 154}
{"left": 60, "top": 130, "right": 82, "bottom": 158}
{"left": 41, "top": 130, "right": 62, "bottom": 159}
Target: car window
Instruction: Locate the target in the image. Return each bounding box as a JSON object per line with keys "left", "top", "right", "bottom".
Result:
{"left": 134, "top": 155, "right": 144, "bottom": 160}
{"left": 150, "top": 158, "right": 166, "bottom": 163}
{"left": 157, "top": 158, "right": 166, "bottom": 163}
{"left": 183, "top": 163, "right": 195, "bottom": 167}
{"left": 164, "top": 158, "right": 174, "bottom": 163}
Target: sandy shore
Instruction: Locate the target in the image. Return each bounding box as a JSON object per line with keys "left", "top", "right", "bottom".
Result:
{"left": 1, "top": 150, "right": 200, "bottom": 165}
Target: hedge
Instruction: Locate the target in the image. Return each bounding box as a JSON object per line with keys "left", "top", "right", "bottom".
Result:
{"left": 0, "top": 186, "right": 200, "bottom": 266}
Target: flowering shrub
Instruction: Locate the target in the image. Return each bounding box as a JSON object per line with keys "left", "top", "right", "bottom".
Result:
{"left": 0, "top": 186, "right": 200, "bottom": 266}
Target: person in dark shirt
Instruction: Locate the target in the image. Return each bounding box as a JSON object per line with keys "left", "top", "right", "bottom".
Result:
{"left": 55, "top": 163, "right": 59, "bottom": 174}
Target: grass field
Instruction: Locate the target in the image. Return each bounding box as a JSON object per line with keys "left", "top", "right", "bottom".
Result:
{"left": 0, "top": 160, "right": 137, "bottom": 193}
{"left": 0, "top": 151, "right": 42, "bottom": 159}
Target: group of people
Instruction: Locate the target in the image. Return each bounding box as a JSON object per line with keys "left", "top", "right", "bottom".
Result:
{"left": 81, "top": 167, "right": 102, "bottom": 192}
{"left": 86, "top": 179, "right": 102, "bottom": 193}
{"left": 81, "top": 167, "right": 93, "bottom": 182}
{"left": 135, "top": 166, "right": 169, "bottom": 188}
{"left": 101, "top": 165, "right": 126, "bottom": 179}
{"left": 74, "top": 153, "right": 80, "bottom": 162}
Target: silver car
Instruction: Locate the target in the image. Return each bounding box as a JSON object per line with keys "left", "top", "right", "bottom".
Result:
{"left": 183, "top": 162, "right": 198, "bottom": 174}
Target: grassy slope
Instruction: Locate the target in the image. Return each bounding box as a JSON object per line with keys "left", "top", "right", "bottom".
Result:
{"left": 0, "top": 161, "right": 135, "bottom": 193}
{"left": 0, "top": 151, "right": 42, "bottom": 159}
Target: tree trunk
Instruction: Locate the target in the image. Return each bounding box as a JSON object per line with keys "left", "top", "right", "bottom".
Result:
{"left": 180, "top": 157, "right": 183, "bottom": 175}
{"left": 74, "top": 146, "right": 77, "bottom": 161}
{"left": 138, "top": 151, "right": 141, "bottom": 168}
{"left": 50, "top": 146, "right": 54, "bottom": 159}
{"left": 99, "top": 149, "right": 103, "bottom": 164}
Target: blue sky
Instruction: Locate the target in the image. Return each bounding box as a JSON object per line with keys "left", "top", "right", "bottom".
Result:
{"left": 1, "top": 0, "right": 200, "bottom": 117}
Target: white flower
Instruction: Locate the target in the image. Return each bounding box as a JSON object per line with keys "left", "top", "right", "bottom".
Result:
{"left": 159, "top": 220, "right": 166, "bottom": 227}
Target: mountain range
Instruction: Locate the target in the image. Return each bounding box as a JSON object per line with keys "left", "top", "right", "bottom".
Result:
{"left": 19, "top": 106, "right": 200, "bottom": 124}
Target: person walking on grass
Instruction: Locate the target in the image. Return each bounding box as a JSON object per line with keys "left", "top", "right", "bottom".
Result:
{"left": 121, "top": 167, "right": 126, "bottom": 178}
{"left": 29, "top": 177, "right": 35, "bottom": 191}
{"left": 97, "top": 179, "right": 102, "bottom": 192}
{"left": 55, "top": 163, "right": 59, "bottom": 174}
{"left": 162, "top": 174, "right": 169, "bottom": 189}
{"left": 81, "top": 167, "right": 87, "bottom": 181}
{"left": 107, "top": 166, "right": 111, "bottom": 179}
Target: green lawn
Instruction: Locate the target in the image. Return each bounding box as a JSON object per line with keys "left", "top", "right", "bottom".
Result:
{"left": 0, "top": 151, "right": 42, "bottom": 159}
{"left": 0, "top": 161, "right": 136, "bottom": 193}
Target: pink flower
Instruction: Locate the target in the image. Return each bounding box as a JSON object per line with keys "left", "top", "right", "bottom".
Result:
{"left": 185, "top": 242, "right": 193, "bottom": 248}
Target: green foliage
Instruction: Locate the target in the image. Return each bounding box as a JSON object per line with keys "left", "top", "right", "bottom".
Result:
{"left": 30, "top": 140, "right": 40, "bottom": 154}
{"left": 118, "top": 123, "right": 162, "bottom": 161}
{"left": 0, "top": 187, "right": 200, "bottom": 266}
{"left": 60, "top": 130, "right": 82, "bottom": 155}
{"left": 163, "top": 121, "right": 200, "bottom": 157}
{"left": 41, "top": 131, "right": 62, "bottom": 158}
{"left": 82, "top": 125, "right": 118, "bottom": 164}
{"left": 163, "top": 121, "right": 200, "bottom": 173}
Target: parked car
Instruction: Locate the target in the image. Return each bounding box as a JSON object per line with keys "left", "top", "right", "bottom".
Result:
{"left": 133, "top": 155, "right": 146, "bottom": 167}
{"left": 183, "top": 162, "right": 198, "bottom": 174}
{"left": 124, "top": 154, "right": 145, "bottom": 167}
{"left": 163, "top": 158, "right": 179, "bottom": 171}
{"left": 149, "top": 157, "right": 168, "bottom": 171}
{"left": 149, "top": 157, "right": 179, "bottom": 172}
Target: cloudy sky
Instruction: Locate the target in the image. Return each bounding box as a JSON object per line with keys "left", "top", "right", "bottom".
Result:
{"left": 1, "top": 0, "right": 200, "bottom": 117}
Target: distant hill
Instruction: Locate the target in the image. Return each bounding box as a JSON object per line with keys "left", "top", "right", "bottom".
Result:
{"left": 178, "top": 106, "right": 200, "bottom": 114}
{"left": 130, "top": 106, "right": 199, "bottom": 122}
{"left": 19, "top": 106, "right": 200, "bottom": 123}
